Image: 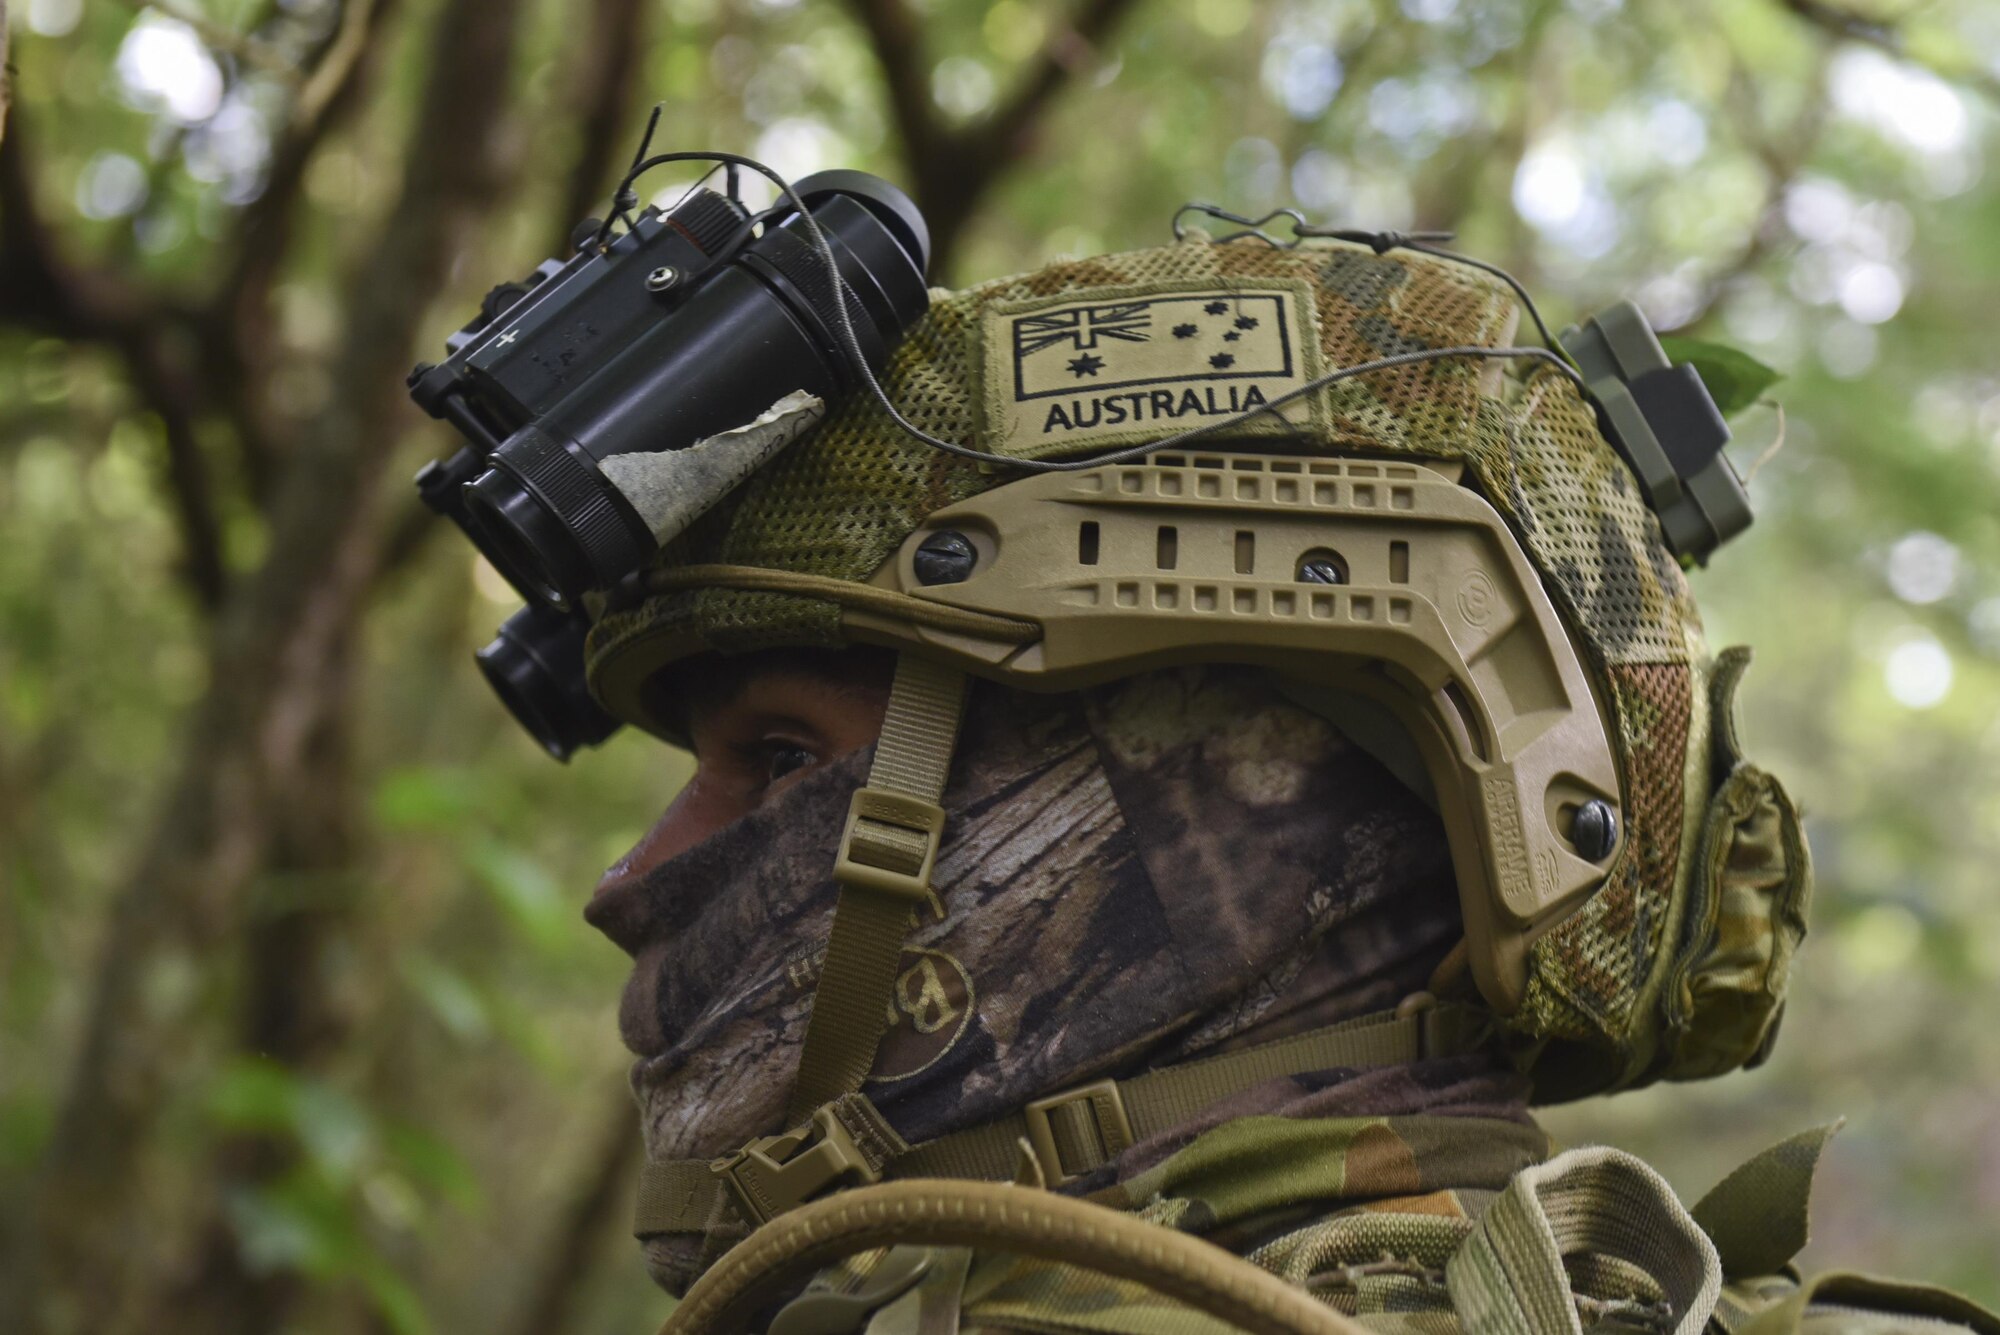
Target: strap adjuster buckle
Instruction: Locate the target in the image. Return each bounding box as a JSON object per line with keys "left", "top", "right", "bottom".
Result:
{"left": 834, "top": 787, "right": 946, "bottom": 901}
{"left": 1022, "top": 1079, "right": 1134, "bottom": 1187}
{"left": 710, "top": 1105, "right": 881, "bottom": 1225}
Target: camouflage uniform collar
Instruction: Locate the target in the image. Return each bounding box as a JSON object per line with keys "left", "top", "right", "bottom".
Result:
{"left": 1093, "top": 1110, "right": 1549, "bottom": 1241}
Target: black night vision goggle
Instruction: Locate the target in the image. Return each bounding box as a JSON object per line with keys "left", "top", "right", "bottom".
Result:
{"left": 408, "top": 146, "right": 932, "bottom": 760}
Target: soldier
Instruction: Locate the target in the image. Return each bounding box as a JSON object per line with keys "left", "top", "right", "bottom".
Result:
{"left": 430, "top": 191, "right": 1999, "bottom": 1331}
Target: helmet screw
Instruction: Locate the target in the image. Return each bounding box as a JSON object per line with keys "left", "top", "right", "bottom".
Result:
{"left": 646, "top": 265, "right": 680, "bottom": 292}
{"left": 1297, "top": 558, "right": 1345, "bottom": 585}
{"left": 1571, "top": 799, "right": 1618, "bottom": 861}
{"left": 914, "top": 531, "right": 977, "bottom": 585}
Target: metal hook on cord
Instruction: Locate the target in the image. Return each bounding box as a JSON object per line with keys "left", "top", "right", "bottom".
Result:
{"left": 1168, "top": 199, "right": 1568, "bottom": 357}
{"left": 1171, "top": 202, "right": 1317, "bottom": 248}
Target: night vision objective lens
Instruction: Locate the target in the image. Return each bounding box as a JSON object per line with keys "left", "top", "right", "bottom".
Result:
{"left": 474, "top": 604, "right": 621, "bottom": 762}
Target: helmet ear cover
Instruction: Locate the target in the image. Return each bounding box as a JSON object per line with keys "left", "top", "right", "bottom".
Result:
{"left": 604, "top": 450, "right": 1622, "bottom": 1015}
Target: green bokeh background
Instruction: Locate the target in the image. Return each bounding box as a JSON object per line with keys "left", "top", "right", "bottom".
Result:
{"left": 1, "top": 1, "right": 1996, "bottom": 1331}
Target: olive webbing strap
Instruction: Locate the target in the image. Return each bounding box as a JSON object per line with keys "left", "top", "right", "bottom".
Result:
{"left": 899, "top": 1002, "right": 1484, "bottom": 1182}
{"left": 786, "top": 653, "right": 968, "bottom": 1124}
{"left": 1444, "top": 1145, "right": 1721, "bottom": 1335}
{"left": 634, "top": 1003, "right": 1483, "bottom": 1237}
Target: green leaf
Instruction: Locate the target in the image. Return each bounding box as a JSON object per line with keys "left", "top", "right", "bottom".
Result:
{"left": 384, "top": 1123, "right": 481, "bottom": 1207}
{"left": 224, "top": 1166, "right": 369, "bottom": 1277}
{"left": 224, "top": 1182, "right": 343, "bottom": 1275}
{"left": 0, "top": 1097, "right": 54, "bottom": 1173}
{"left": 289, "top": 1081, "right": 376, "bottom": 1186}
{"left": 464, "top": 839, "right": 570, "bottom": 953}
{"left": 398, "top": 952, "right": 492, "bottom": 1042}
{"left": 357, "top": 1256, "right": 436, "bottom": 1335}
{"left": 1659, "top": 336, "right": 1782, "bottom": 419}
{"left": 207, "top": 1058, "right": 302, "bottom": 1133}
{"left": 206, "top": 1058, "right": 376, "bottom": 1186}
{"left": 482, "top": 986, "right": 568, "bottom": 1077}
{"left": 371, "top": 766, "right": 480, "bottom": 832}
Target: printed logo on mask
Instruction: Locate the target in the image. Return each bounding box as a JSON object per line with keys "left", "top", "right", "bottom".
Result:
{"left": 869, "top": 948, "right": 975, "bottom": 1082}
{"left": 980, "top": 281, "right": 1327, "bottom": 460}
{"left": 786, "top": 945, "right": 977, "bottom": 1084}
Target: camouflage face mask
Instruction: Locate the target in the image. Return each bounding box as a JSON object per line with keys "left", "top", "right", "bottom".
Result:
{"left": 587, "top": 664, "right": 1520, "bottom": 1294}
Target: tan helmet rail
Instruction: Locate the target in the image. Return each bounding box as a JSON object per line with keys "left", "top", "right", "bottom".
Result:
{"left": 843, "top": 453, "right": 1622, "bottom": 1013}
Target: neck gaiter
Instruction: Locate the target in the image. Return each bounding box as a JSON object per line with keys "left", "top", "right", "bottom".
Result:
{"left": 586, "top": 665, "right": 1523, "bottom": 1294}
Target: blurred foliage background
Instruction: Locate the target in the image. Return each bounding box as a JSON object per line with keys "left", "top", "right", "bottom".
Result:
{"left": 0, "top": 0, "right": 1996, "bottom": 1330}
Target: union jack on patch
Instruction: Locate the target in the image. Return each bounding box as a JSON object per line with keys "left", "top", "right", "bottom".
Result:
{"left": 1013, "top": 302, "right": 1152, "bottom": 356}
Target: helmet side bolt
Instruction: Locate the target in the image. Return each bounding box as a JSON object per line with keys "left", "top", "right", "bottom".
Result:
{"left": 646, "top": 265, "right": 680, "bottom": 292}
{"left": 914, "top": 531, "right": 977, "bottom": 585}
{"left": 1297, "top": 554, "right": 1346, "bottom": 584}
{"left": 1571, "top": 799, "right": 1618, "bottom": 861}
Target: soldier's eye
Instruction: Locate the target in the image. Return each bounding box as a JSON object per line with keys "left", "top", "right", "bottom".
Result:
{"left": 764, "top": 744, "right": 814, "bottom": 784}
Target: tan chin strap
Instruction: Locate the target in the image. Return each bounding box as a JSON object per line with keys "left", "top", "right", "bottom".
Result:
{"left": 787, "top": 652, "right": 968, "bottom": 1123}
{"left": 638, "top": 1001, "right": 1487, "bottom": 1238}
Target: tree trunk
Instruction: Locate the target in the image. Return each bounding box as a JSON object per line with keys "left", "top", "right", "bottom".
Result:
{"left": 1, "top": 1, "right": 10, "bottom": 150}
{"left": 153, "top": 668, "right": 368, "bottom": 1335}
{"left": 1, "top": 0, "right": 533, "bottom": 1330}
{"left": 507, "top": 1094, "right": 646, "bottom": 1335}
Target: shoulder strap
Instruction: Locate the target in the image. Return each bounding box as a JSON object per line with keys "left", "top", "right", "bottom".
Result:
{"left": 636, "top": 1001, "right": 1487, "bottom": 1237}
{"left": 1446, "top": 1145, "right": 1721, "bottom": 1335}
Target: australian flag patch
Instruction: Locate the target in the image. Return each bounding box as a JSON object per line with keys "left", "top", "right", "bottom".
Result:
{"left": 981, "top": 281, "right": 1325, "bottom": 459}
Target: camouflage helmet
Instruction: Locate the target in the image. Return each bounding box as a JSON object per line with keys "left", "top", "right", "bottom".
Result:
{"left": 583, "top": 232, "right": 1810, "bottom": 1102}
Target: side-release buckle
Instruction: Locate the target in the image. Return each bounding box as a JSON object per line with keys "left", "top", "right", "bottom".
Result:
{"left": 1022, "top": 1079, "right": 1134, "bottom": 1186}
{"left": 711, "top": 1104, "right": 882, "bottom": 1225}
{"left": 833, "top": 787, "right": 947, "bottom": 901}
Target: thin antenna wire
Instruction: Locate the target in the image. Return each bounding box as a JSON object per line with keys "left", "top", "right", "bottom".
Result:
{"left": 1397, "top": 239, "right": 1569, "bottom": 356}
{"left": 592, "top": 103, "right": 665, "bottom": 252}
{"left": 600, "top": 149, "right": 1594, "bottom": 475}
{"left": 1169, "top": 202, "right": 1572, "bottom": 361}
{"left": 1743, "top": 402, "right": 1787, "bottom": 483}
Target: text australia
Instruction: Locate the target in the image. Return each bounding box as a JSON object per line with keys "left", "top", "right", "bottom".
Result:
{"left": 1040, "top": 382, "right": 1272, "bottom": 435}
